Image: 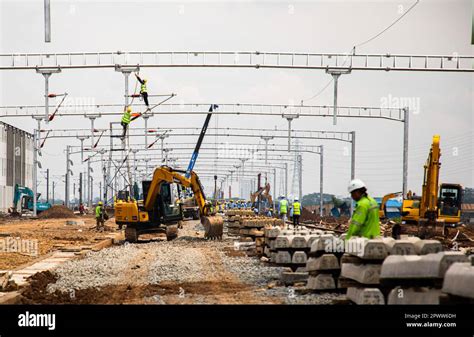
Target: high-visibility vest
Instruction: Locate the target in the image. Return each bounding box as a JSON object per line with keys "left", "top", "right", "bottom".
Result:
{"left": 121, "top": 110, "right": 131, "bottom": 124}
{"left": 279, "top": 199, "right": 288, "bottom": 214}
{"left": 140, "top": 83, "right": 147, "bottom": 94}
{"left": 95, "top": 206, "right": 102, "bottom": 218}
{"left": 293, "top": 202, "right": 301, "bottom": 215}
{"left": 346, "top": 195, "right": 380, "bottom": 240}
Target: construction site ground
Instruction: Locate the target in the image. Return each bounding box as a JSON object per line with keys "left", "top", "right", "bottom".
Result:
{"left": 1, "top": 217, "right": 345, "bottom": 304}
{"left": 0, "top": 214, "right": 119, "bottom": 271}
{"left": 2, "top": 213, "right": 472, "bottom": 305}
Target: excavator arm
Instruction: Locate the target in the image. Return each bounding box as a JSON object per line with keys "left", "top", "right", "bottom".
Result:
{"left": 250, "top": 183, "right": 273, "bottom": 208}
{"left": 144, "top": 166, "right": 223, "bottom": 239}
{"left": 420, "top": 135, "right": 441, "bottom": 220}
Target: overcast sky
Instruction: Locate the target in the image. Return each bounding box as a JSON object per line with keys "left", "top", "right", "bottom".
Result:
{"left": 0, "top": 0, "right": 473, "bottom": 200}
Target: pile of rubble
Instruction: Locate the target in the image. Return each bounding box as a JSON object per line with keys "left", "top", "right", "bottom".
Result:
{"left": 38, "top": 206, "right": 76, "bottom": 219}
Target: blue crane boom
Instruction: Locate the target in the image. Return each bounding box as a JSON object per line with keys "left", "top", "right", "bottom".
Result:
{"left": 185, "top": 104, "right": 218, "bottom": 178}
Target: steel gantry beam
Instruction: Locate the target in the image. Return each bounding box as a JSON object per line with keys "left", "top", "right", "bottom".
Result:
{"left": 3, "top": 102, "right": 411, "bottom": 194}
{"left": 1, "top": 102, "right": 409, "bottom": 195}
{"left": 1, "top": 51, "right": 473, "bottom": 72}
{"left": 89, "top": 143, "right": 325, "bottom": 206}
{"left": 35, "top": 126, "right": 353, "bottom": 143}
{"left": 73, "top": 141, "right": 313, "bottom": 195}
{"left": 0, "top": 102, "right": 406, "bottom": 121}
{"left": 64, "top": 131, "right": 341, "bottom": 199}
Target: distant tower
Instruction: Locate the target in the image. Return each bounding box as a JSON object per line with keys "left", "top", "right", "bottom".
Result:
{"left": 290, "top": 139, "right": 301, "bottom": 200}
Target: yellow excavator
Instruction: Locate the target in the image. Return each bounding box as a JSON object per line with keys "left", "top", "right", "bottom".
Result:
{"left": 397, "top": 135, "right": 462, "bottom": 238}
{"left": 115, "top": 104, "right": 224, "bottom": 242}
{"left": 115, "top": 166, "right": 224, "bottom": 242}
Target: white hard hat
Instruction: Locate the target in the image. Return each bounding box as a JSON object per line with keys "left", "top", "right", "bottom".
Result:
{"left": 348, "top": 179, "right": 366, "bottom": 193}
{"left": 295, "top": 198, "right": 299, "bottom": 201}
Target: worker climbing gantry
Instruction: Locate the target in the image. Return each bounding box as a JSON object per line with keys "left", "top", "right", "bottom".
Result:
{"left": 135, "top": 72, "right": 149, "bottom": 109}
{"left": 121, "top": 106, "right": 132, "bottom": 139}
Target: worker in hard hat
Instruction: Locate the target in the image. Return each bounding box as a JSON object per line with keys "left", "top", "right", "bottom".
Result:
{"left": 95, "top": 201, "right": 105, "bottom": 232}
{"left": 346, "top": 179, "right": 380, "bottom": 240}
{"left": 278, "top": 196, "right": 288, "bottom": 222}
{"left": 121, "top": 106, "right": 132, "bottom": 139}
{"left": 135, "top": 73, "right": 149, "bottom": 108}
{"left": 292, "top": 198, "right": 301, "bottom": 228}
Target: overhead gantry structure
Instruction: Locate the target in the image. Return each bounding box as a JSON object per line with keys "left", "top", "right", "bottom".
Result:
{"left": 2, "top": 49, "right": 472, "bottom": 214}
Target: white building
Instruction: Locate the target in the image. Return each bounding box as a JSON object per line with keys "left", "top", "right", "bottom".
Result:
{"left": 0, "top": 121, "right": 34, "bottom": 213}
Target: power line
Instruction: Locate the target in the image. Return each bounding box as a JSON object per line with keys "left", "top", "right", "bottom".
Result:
{"left": 300, "top": 0, "right": 421, "bottom": 104}
{"left": 352, "top": 0, "right": 421, "bottom": 52}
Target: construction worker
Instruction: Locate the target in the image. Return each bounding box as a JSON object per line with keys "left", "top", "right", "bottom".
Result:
{"left": 292, "top": 198, "right": 301, "bottom": 228}
{"left": 79, "top": 202, "right": 85, "bottom": 215}
{"left": 121, "top": 106, "right": 132, "bottom": 139}
{"left": 135, "top": 73, "right": 149, "bottom": 108}
{"left": 346, "top": 179, "right": 380, "bottom": 240}
{"left": 95, "top": 201, "right": 105, "bottom": 232}
{"left": 279, "top": 196, "right": 288, "bottom": 222}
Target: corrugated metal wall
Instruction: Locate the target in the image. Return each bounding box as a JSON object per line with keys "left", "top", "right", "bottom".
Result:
{"left": 0, "top": 122, "right": 33, "bottom": 213}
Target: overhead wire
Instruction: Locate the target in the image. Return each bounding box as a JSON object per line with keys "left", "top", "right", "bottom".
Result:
{"left": 300, "top": 0, "right": 421, "bottom": 105}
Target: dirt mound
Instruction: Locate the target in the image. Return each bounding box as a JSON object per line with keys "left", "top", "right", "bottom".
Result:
{"left": 38, "top": 205, "right": 76, "bottom": 219}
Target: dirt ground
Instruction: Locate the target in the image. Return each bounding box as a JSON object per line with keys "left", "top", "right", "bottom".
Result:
{"left": 17, "top": 219, "right": 287, "bottom": 304}
{"left": 0, "top": 214, "right": 118, "bottom": 270}
{"left": 12, "top": 216, "right": 470, "bottom": 305}
{"left": 19, "top": 270, "right": 279, "bottom": 305}
{"left": 14, "top": 219, "right": 348, "bottom": 305}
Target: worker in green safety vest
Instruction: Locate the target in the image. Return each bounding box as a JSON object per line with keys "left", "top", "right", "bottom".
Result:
{"left": 346, "top": 179, "right": 380, "bottom": 240}
{"left": 292, "top": 198, "right": 301, "bottom": 228}
{"left": 279, "top": 196, "right": 288, "bottom": 222}
{"left": 121, "top": 106, "right": 132, "bottom": 139}
{"left": 135, "top": 73, "right": 149, "bottom": 108}
{"left": 95, "top": 201, "right": 105, "bottom": 232}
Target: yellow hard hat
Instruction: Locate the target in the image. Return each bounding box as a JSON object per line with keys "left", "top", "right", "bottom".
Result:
{"left": 126, "top": 106, "right": 132, "bottom": 113}
{"left": 143, "top": 79, "right": 147, "bottom": 83}
{"left": 98, "top": 201, "right": 103, "bottom": 205}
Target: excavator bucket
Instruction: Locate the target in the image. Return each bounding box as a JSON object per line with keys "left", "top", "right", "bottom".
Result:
{"left": 201, "top": 215, "right": 224, "bottom": 240}
{"left": 418, "top": 218, "right": 446, "bottom": 239}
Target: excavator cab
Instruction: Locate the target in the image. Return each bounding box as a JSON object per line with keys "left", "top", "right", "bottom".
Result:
{"left": 438, "top": 183, "right": 462, "bottom": 225}
{"left": 142, "top": 180, "right": 183, "bottom": 224}
{"left": 116, "top": 190, "right": 130, "bottom": 201}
